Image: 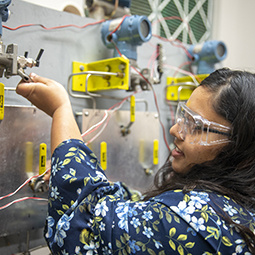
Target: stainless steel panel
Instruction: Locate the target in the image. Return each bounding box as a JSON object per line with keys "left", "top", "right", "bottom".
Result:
{"left": 0, "top": 106, "right": 51, "bottom": 237}
{"left": 82, "top": 109, "right": 160, "bottom": 192}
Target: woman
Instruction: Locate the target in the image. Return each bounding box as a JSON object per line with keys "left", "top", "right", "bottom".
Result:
{"left": 16, "top": 68, "right": 255, "bottom": 254}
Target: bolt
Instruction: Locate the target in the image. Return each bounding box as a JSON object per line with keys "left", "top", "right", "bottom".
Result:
{"left": 119, "top": 63, "right": 126, "bottom": 71}
{"left": 144, "top": 168, "right": 153, "bottom": 175}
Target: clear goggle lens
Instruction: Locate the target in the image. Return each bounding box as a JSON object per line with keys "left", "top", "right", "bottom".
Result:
{"left": 176, "top": 102, "right": 231, "bottom": 146}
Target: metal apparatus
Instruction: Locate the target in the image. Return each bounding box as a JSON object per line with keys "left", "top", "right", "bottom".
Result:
{"left": 0, "top": 0, "right": 44, "bottom": 81}
{"left": 101, "top": 15, "right": 152, "bottom": 60}
{"left": 188, "top": 40, "right": 227, "bottom": 74}
{"left": 101, "top": 15, "right": 152, "bottom": 90}
{"left": 0, "top": 1, "right": 229, "bottom": 254}
{"left": 0, "top": 45, "right": 44, "bottom": 81}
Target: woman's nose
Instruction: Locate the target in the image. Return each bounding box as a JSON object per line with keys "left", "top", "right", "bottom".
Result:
{"left": 170, "top": 123, "right": 184, "bottom": 141}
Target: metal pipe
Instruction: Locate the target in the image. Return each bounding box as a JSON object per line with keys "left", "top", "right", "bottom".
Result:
{"left": 68, "top": 70, "right": 128, "bottom": 103}
{"left": 67, "top": 71, "right": 97, "bottom": 109}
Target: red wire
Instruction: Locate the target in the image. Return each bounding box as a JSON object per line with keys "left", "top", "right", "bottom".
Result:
{"left": 109, "top": 14, "right": 130, "bottom": 36}
{"left": 130, "top": 65, "right": 171, "bottom": 152}
{"left": 110, "top": 38, "right": 171, "bottom": 152}
{"left": 173, "top": 60, "right": 192, "bottom": 77}
{"left": 0, "top": 168, "right": 50, "bottom": 201}
{"left": 0, "top": 174, "right": 38, "bottom": 201}
{"left": 3, "top": 19, "right": 105, "bottom": 31}
{"left": 0, "top": 197, "right": 47, "bottom": 210}
{"left": 152, "top": 34, "right": 193, "bottom": 60}
{"left": 82, "top": 91, "right": 138, "bottom": 140}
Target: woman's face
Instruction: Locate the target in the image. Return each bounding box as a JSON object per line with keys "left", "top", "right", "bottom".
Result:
{"left": 170, "top": 86, "right": 230, "bottom": 174}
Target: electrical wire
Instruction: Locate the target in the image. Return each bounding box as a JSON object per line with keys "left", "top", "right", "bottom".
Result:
{"left": 130, "top": 65, "right": 171, "bottom": 152}
{"left": 109, "top": 14, "right": 130, "bottom": 36}
{"left": 86, "top": 91, "right": 137, "bottom": 144}
{"left": 153, "top": 34, "right": 193, "bottom": 60}
{"left": 163, "top": 64, "right": 199, "bottom": 86}
{"left": 1, "top": 91, "right": 137, "bottom": 202}
{"left": 3, "top": 19, "right": 105, "bottom": 31}
{"left": 82, "top": 91, "right": 138, "bottom": 144}
{"left": 110, "top": 39, "right": 171, "bottom": 151}
{"left": 82, "top": 110, "right": 108, "bottom": 137}
{"left": 86, "top": 120, "right": 109, "bottom": 145}
{"left": 147, "top": 49, "right": 157, "bottom": 69}
{"left": 0, "top": 168, "right": 50, "bottom": 201}
{"left": 172, "top": 60, "right": 192, "bottom": 78}
{"left": 147, "top": 50, "right": 159, "bottom": 79}
{"left": 0, "top": 197, "right": 48, "bottom": 211}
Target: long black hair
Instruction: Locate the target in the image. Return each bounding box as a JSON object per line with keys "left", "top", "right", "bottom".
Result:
{"left": 144, "top": 68, "right": 255, "bottom": 251}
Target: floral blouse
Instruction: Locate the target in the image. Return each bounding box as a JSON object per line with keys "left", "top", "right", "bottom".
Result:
{"left": 45, "top": 139, "right": 255, "bottom": 254}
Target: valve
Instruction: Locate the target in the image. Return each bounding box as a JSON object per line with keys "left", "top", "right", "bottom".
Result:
{"left": 188, "top": 40, "right": 227, "bottom": 74}
{"left": 101, "top": 15, "right": 152, "bottom": 60}
{"left": 0, "top": 45, "right": 44, "bottom": 81}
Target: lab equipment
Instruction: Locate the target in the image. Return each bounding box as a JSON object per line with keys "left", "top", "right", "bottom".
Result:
{"left": 101, "top": 15, "right": 152, "bottom": 60}
{"left": 188, "top": 40, "right": 227, "bottom": 74}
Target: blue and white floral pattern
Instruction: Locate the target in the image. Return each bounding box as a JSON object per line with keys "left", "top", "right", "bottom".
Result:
{"left": 45, "top": 139, "right": 255, "bottom": 254}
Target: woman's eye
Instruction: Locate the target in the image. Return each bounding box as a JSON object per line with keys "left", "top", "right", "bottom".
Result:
{"left": 193, "top": 124, "right": 203, "bottom": 132}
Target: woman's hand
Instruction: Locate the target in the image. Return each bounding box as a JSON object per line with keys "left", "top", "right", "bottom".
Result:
{"left": 16, "top": 73, "right": 70, "bottom": 117}
{"left": 16, "top": 73, "right": 83, "bottom": 154}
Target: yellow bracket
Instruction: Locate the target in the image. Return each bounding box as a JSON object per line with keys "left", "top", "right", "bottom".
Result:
{"left": 166, "top": 74, "right": 209, "bottom": 101}
{"left": 72, "top": 56, "right": 130, "bottom": 92}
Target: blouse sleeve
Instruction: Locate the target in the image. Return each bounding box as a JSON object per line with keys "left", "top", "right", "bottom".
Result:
{"left": 44, "top": 139, "right": 135, "bottom": 253}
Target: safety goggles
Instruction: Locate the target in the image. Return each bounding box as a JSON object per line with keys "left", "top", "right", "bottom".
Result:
{"left": 176, "top": 102, "right": 231, "bottom": 146}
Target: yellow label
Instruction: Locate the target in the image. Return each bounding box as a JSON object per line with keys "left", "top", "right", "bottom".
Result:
{"left": 39, "top": 143, "right": 47, "bottom": 175}
{"left": 0, "top": 83, "right": 4, "bottom": 120}
{"left": 100, "top": 142, "right": 107, "bottom": 170}
{"left": 153, "top": 139, "right": 159, "bottom": 165}
{"left": 130, "top": 95, "right": 135, "bottom": 123}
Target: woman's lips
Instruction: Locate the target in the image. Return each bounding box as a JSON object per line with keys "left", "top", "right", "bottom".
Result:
{"left": 172, "top": 146, "right": 184, "bottom": 158}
